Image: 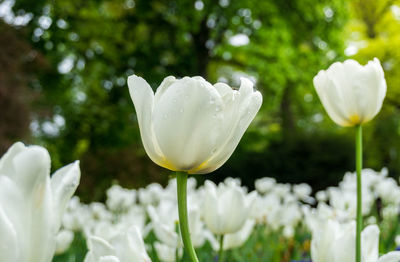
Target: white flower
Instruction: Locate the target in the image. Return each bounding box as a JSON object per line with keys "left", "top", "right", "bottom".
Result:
{"left": 0, "top": 142, "right": 80, "bottom": 262}
{"left": 84, "top": 226, "right": 151, "bottom": 262}
{"left": 313, "top": 58, "right": 386, "bottom": 127}
{"left": 311, "top": 219, "right": 379, "bottom": 262}
{"left": 293, "top": 183, "right": 315, "bottom": 204}
{"left": 254, "top": 177, "right": 276, "bottom": 194}
{"left": 208, "top": 219, "right": 255, "bottom": 251}
{"left": 106, "top": 185, "right": 136, "bottom": 212}
{"left": 202, "top": 180, "right": 256, "bottom": 235}
{"left": 128, "top": 75, "right": 262, "bottom": 174}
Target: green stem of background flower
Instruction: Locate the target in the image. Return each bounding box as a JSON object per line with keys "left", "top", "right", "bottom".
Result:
{"left": 176, "top": 172, "right": 199, "bottom": 262}
{"left": 356, "top": 125, "right": 363, "bottom": 262}
{"left": 218, "top": 235, "right": 225, "bottom": 262}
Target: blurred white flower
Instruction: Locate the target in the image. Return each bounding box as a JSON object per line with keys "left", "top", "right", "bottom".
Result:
{"left": 0, "top": 142, "right": 80, "bottom": 262}
{"left": 293, "top": 183, "right": 315, "bottom": 204}
{"left": 313, "top": 58, "right": 386, "bottom": 127}
{"left": 202, "top": 180, "right": 256, "bottom": 235}
{"left": 138, "top": 183, "right": 164, "bottom": 206}
{"left": 106, "top": 185, "right": 136, "bottom": 212}
{"left": 316, "top": 191, "right": 328, "bottom": 202}
{"left": 209, "top": 219, "right": 255, "bottom": 251}
{"left": 311, "top": 219, "right": 379, "bottom": 262}
{"left": 255, "top": 177, "right": 276, "bottom": 194}
{"left": 128, "top": 75, "right": 262, "bottom": 174}
{"left": 84, "top": 226, "right": 151, "bottom": 262}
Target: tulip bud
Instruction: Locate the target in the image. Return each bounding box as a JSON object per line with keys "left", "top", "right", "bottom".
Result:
{"left": 313, "top": 58, "right": 386, "bottom": 127}
{"left": 128, "top": 75, "right": 262, "bottom": 174}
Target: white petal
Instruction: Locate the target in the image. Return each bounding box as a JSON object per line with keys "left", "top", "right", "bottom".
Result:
{"left": 11, "top": 146, "right": 51, "bottom": 197}
{"left": 154, "top": 76, "right": 177, "bottom": 103}
{"left": 378, "top": 251, "right": 400, "bottom": 262}
{"left": 313, "top": 71, "right": 350, "bottom": 126}
{"left": 87, "top": 236, "right": 116, "bottom": 260}
{"left": 223, "top": 219, "right": 255, "bottom": 250}
{"left": 100, "top": 256, "right": 121, "bottom": 262}
{"left": 361, "top": 225, "right": 379, "bottom": 262}
{"left": 0, "top": 176, "right": 24, "bottom": 237}
{"left": 0, "top": 206, "right": 19, "bottom": 261}
{"left": 128, "top": 75, "right": 165, "bottom": 168}
{"left": 202, "top": 181, "right": 220, "bottom": 234}
{"left": 152, "top": 77, "right": 225, "bottom": 171}
{"left": 0, "top": 142, "right": 25, "bottom": 177}
{"left": 191, "top": 78, "right": 262, "bottom": 173}
{"left": 219, "top": 186, "right": 246, "bottom": 234}
{"left": 51, "top": 161, "right": 81, "bottom": 231}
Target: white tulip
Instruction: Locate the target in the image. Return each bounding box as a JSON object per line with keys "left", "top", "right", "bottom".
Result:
{"left": 202, "top": 180, "right": 256, "bottom": 235}
{"left": 254, "top": 177, "right": 276, "bottom": 194}
{"left": 0, "top": 142, "right": 80, "bottom": 262}
{"left": 313, "top": 58, "right": 386, "bottom": 127}
{"left": 106, "top": 185, "right": 136, "bottom": 213}
{"left": 208, "top": 219, "right": 255, "bottom": 251}
{"left": 128, "top": 75, "right": 262, "bottom": 174}
{"left": 84, "top": 226, "right": 151, "bottom": 262}
{"left": 311, "top": 219, "right": 379, "bottom": 262}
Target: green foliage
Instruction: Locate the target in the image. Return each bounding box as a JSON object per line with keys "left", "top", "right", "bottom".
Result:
{"left": 53, "top": 233, "right": 87, "bottom": 262}
{"left": 5, "top": 0, "right": 399, "bottom": 198}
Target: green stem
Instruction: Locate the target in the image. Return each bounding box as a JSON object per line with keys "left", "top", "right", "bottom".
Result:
{"left": 175, "top": 222, "right": 181, "bottom": 262}
{"left": 176, "top": 172, "right": 199, "bottom": 262}
{"left": 356, "top": 125, "right": 363, "bottom": 262}
{"left": 218, "top": 235, "right": 225, "bottom": 262}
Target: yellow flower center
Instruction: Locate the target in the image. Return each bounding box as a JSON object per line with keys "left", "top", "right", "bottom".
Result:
{"left": 349, "top": 114, "right": 361, "bottom": 125}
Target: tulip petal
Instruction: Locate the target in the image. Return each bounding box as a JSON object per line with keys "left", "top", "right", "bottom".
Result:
{"left": 361, "top": 225, "right": 379, "bottom": 262}
{"left": 191, "top": 78, "right": 262, "bottom": 174}
{"left": 110, "top": 226, "right": 151, "bottom": 262}
{"left": 154, "top": 76, "right": 177, "bottom": 103}
{"left": 0, "top": 142, "right": 25, "bottom": 177}
{"left": 378, "top": 251, "right": 400, "bottom": 262}
{"left": 128, "top": 75, "right": 165, "bottom": 168}
{"left": 314, "top": 71, "right": 350, "bottom": 126}
{"left": 219, "top": 185, "right": 246, "bottom": 234}
{"left": 12, "top": 146, "right": 51, "bottom": 197}
{"left": 203, "top": 181, "right": 221, "bottom": 234}
{"left": 152, "top": 77, "right": 225, "bottom": 171}
{"left": 86, "top": 236, "right": 117, "bottom": 261}
{"left": 99, "top": 257, "right": 120, "bottom": 262}
{"left": 0, "top": 205, "right": 19, "bottom": 261}
{"left": 51, "top": 161, "right": 81, "bottom": 231}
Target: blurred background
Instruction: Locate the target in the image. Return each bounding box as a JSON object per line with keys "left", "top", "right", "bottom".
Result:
{"left": 0, "top": 0, "right": 399, "bottom": 201}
